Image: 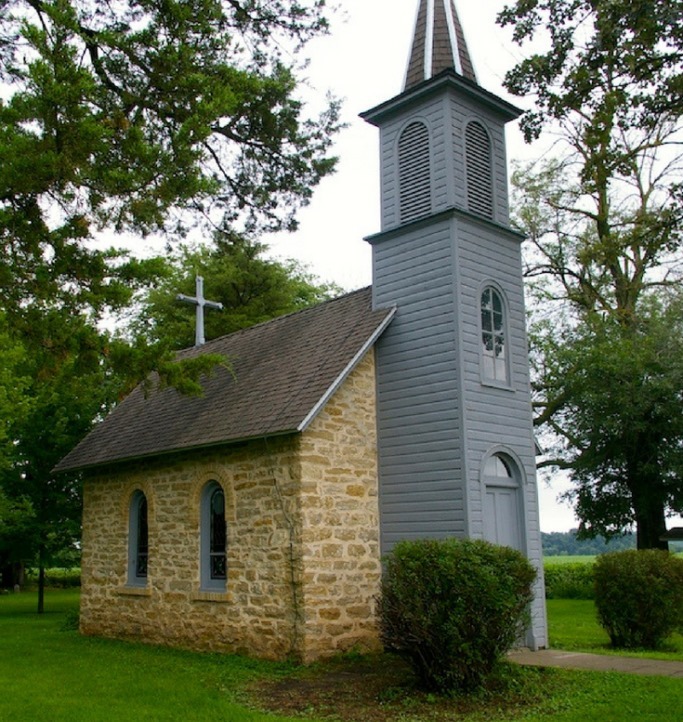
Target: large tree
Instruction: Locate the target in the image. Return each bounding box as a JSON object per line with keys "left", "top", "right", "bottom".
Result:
{"left": 499, "top": 0, "right": 683, "bottom": 547}
{"left": 0, "top": 0, "right": 341, "bottom": 601}
{"left": 1, "top": 0, "right": 339, "bottom": 326}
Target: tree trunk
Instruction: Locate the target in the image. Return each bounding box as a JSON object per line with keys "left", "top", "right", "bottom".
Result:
{"left": 634, "top": 495, "right": 669, "bottom": 551}
{"left": 2, "top": 561, "right": 26, "bottom": 589}
{"left": 37, "top": 550, "right": 45, "bottom": 614}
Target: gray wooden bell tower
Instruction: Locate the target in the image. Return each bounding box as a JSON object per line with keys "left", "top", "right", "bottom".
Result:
{"left": 362, "top": 0, "right": 547, "bottom": 648}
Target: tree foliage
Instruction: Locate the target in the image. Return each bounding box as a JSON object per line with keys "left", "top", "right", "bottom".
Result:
{"left": 500, "top": 0, "right": 683, "bottom": 548}
{"left": 1, "top": 0, "right": 339, "bottom": 327}
{"left": 541, "top": 530, "right": 635, "bottom": 556}
{"left": 532, "top": 300, "right": 683, "bottom": 546}
{"left": 130, "top": 231, "right": 339, "bottom": 350}
{"left": 499, "top": 0, "right": 682, "bottom": 143}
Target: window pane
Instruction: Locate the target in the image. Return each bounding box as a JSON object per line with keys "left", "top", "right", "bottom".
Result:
{"left": 481, "top": 308, "right": 492, "bottom": 332}
{"left": 495, "top": 356, "right": 507, "bottom": 379}
{"left": 481, "top": 287, "right": 508, "bottom": 382}
{"left": 210, "top": 488, "right": 226, "bottom": 580}
{"left": 484, "top": 455, "right": 513, "bottom": 479}
{"left": 135, "top": 495, "right": 148, "bottom": 579}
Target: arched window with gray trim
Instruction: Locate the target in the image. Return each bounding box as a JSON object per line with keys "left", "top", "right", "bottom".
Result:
{"left": 201, "top": 481, "right": 227, "bottom": 591}
{"left": 398, "top": 120, "right": 432, "bottom": 223}
{"left": 465, "top": 120, "right": 493, "bottom": 218}
{"left": 480, "top": 286, "right": 508, "bottom": 383}
{"left": 127, "top": 490, "right": 148, "bottom": 586}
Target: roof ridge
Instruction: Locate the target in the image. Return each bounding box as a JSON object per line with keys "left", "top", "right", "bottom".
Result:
{"left": 178, "top": 286, "right": 372, "bottom": 358}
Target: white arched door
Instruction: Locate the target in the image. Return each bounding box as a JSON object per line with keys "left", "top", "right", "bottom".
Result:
{"left": 482, "top": 454, "right": 524, "bottom": 551}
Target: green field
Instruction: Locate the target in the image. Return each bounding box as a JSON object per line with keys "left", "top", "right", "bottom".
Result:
{"left": 543, "top": 555, "right": 597, "bottom": 565}
{"left": 0, "top": 590, "right": 307, "bottom": 722}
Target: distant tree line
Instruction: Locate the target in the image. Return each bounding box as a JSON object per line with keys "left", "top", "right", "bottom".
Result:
{"left": 542, "top": 530, "right": 636, "bottom": 557}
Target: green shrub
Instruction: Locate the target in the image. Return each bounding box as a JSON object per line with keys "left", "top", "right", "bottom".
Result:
{"left": 594, "top": 550, "right": 683, "bottom": 649}
{"left": 24, "top": 568, "right": 81, "bottom": 589}
{"left": 377, "top": 538, "right": 537, "bottom": 694}
{"left": 544, "top": 562, "right": 595, "bottom": 599}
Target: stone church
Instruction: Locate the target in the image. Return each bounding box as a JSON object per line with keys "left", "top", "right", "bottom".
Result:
{"left": 57, "top": 0, "right": 548, "bottom": 662}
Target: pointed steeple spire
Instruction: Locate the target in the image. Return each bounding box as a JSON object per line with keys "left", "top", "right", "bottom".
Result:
{"left": 404, "top": 0, "right": 477, "bottom": 90}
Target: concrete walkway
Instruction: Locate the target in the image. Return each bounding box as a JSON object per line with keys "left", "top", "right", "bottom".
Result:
{"left": 509, "top": 649, "right": 683, "bottom": 678}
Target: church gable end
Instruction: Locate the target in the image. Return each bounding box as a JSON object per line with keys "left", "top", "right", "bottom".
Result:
{"left": 79, "top": 353, "right": 381, "bottom": 661}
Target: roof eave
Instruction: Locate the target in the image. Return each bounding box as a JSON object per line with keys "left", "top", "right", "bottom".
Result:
{"left": 54, "top": 429, "right": 300, "bottom": 475}
{"left": 361, "top": 70, "right": 523, "bottom": 127}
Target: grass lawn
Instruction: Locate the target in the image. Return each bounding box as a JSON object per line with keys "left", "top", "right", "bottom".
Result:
{"left": 1, "top": 590, "right": 682, "bottom": 721}
{"left": 0, "top": 590, "right": 310, "bottom": 722}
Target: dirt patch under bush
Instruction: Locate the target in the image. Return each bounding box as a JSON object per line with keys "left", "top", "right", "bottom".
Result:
{"left": 244, "top": 653, "right": 552, "bottom": 722}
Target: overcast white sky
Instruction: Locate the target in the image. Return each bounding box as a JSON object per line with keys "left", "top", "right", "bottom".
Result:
{"left": 262, "top": 0, "right": 580, "bottom": 533}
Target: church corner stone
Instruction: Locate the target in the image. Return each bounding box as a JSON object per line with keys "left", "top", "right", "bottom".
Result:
{"left": 79, "top": 350, "right": 381, "bottom": 662}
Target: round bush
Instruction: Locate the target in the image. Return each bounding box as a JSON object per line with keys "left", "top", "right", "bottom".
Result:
{"left": 594, "top": 550, "right": 683, "bottom": 649}
{"left": 377, "top": 538, "right": 537, "bottom": 694}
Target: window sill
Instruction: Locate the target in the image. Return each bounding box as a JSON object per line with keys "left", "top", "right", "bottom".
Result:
{"left": 481, "top": 378, "right": 514, "bottom": 392}
{"left": 117, "top": 585, "right": 151, "bottom": 597}
{"left": 192, "top": 590, "right": 231, "bottom": 603}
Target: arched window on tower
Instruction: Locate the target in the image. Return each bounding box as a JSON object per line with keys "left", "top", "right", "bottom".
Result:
{"left": 481, "top": 286, "right": 508, "bottom": 383}
{"left": 200, "top": 481, "right": 227, "bottom": 591}
{"left": 398, "top": 121, "right": 432, "bottom": 223}
{"left": 127, "top": 490, "right": 148, "bottom": 586}
{"left": 465, "top": 121, "right": 493, "bottom": 219}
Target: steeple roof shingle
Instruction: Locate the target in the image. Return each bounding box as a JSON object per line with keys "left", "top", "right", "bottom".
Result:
{"left": 404, "top": 0, "right": 476, "bottom": 90}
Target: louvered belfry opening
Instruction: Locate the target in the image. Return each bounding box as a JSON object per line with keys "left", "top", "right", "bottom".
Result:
{"left": 398, "top": 121, "right": 432, "bottom": 223}
{"left": 465, "top": 120, "right": 493, "bottom": 219}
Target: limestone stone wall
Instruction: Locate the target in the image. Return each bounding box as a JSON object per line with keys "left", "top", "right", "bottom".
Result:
{"left": 297, "top": 351, "right": 382, "bottom": 661}
{"left": 80, "top": 436, "right": 302, "bottom": 660}
{"left": 80, "top": 349, "right": 381, "bottom": 661}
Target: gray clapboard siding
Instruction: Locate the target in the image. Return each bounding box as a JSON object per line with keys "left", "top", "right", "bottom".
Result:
{"left": 372, "top": 210, "right": 468, "bottom": 550}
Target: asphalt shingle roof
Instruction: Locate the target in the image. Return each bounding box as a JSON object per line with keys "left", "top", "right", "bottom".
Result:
{"left": 55, "top": 287, "right": 395, "bottom": 473}
{"left": 405, "top": 0, "right": 476, "bottom": 90}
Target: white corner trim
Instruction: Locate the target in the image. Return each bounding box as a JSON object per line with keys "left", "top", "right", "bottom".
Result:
{"left": 443, "top": 0, "right": 462, "bottom": 75}
{"left": 424, "top": 0, "right": 435, "bottom": 81}
{"left": 297, "top": 307, "right": 397, "bottom": 433}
